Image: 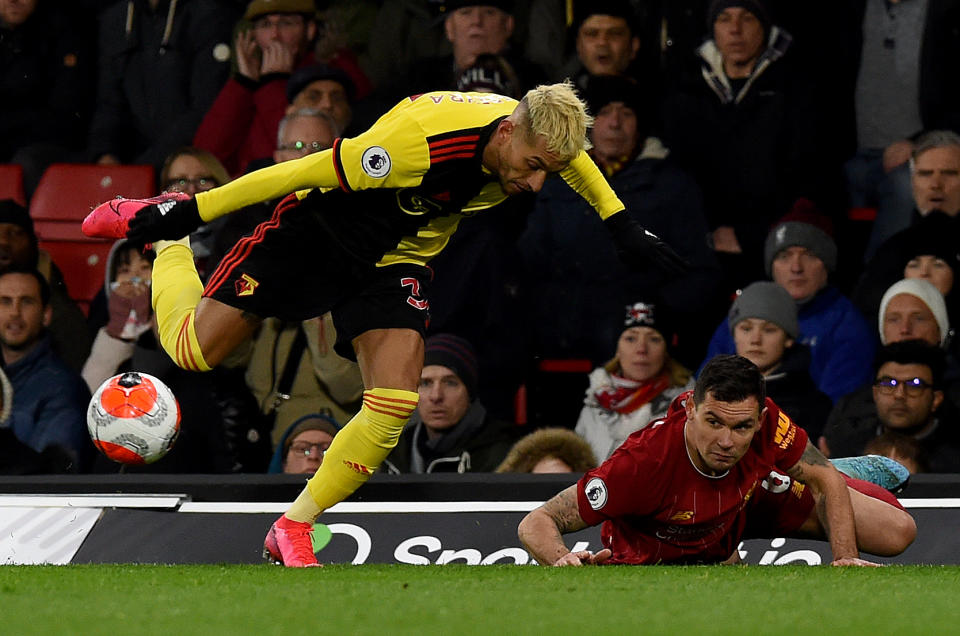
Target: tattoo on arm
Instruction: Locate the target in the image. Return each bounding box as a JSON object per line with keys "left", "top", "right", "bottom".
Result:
{"left": 786, "top": 441, "right": 830, "bottom": 483}
{"left": 542, "top": 486, "right": 587, "bottom": 535}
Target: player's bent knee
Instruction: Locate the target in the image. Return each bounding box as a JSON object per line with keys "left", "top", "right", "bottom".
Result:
{"left": 887, "top": 509, "right": 917, "bottom": 554}
{"left": 866, "top": 508, "right": 917, "bottom": 556}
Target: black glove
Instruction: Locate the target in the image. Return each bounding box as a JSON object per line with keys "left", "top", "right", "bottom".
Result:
{"left": 126, "top": 196, "right": 203, "bottom": 245}
{"left": 604, "top": 212, "right": 690, "bottom": 277}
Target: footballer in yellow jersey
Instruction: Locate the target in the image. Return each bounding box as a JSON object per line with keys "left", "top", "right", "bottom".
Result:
{"left": 82, "top": 82, "right": 687, "bottom": 567}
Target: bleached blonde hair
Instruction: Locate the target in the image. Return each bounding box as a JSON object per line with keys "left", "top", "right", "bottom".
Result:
{"left": 515, "top": 80, "right": 592, "bottom": 163}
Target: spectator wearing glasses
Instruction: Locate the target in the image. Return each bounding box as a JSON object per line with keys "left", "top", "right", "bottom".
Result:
{"left": 822, "top": 340, "right": 960, "bottom": 473}
{"left": 207, "top": 108, "right": 338, "bottom": 268}
{"left": 158, "top": 147, "right": 232, "bottom": 281}
{"left": 269, "top": 413, "right": 342, "bottom": 474}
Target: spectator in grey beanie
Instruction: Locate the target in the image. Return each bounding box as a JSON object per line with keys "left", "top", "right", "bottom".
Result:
{"left": 764, "top": 206, "right": 837, "bottom": 302}
{"left": 729, "top": 281, "right": 798, "bottom": 341}
{"left": 729, "top": 279, "right": 833, "bottom": 440}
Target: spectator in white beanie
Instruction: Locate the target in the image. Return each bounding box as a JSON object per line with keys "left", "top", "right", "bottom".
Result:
{"left": 879, "top": 278, "right": 951, "bottom": 348}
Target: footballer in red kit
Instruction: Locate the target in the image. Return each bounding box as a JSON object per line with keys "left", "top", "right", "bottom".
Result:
{"left": 519, "top": 355, "right": 917, "bottom": 567}
{"left": 576, "top": 391, "right": 807, "bottom": 564}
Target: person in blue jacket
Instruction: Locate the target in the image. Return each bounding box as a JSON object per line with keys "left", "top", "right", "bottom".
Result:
{"left": 700, "top": 207, "right": 875, "bottom": 402}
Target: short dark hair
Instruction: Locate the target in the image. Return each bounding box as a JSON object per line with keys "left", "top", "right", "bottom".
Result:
{"left": 0, "top": 266, "right": 50, "bottom": 307}
{"left": 873, "top": 339, "right": 946, "bottom": 389}
{"left": 694, "top": 355, "right": 766, "bottom": 407}
{"left": 110, "top": 241, "right": 155, "bottom": 283}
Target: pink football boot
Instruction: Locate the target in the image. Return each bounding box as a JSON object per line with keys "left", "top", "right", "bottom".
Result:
{"left": 263, "top": 515, "right": 322, "bottom": 567}
{"left": 81, "top": 192, "right": 191, "bottom": 239}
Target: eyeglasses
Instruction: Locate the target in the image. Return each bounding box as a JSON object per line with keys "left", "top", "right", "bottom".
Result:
{"left": 288, "top": 441, "right": 329, "bottom": 457}
{"left": 252, "top": 15, "right": 305, "bottom": 31}
{"left": 163, "top": 177, "right": 218, "bottom": 192}
{"left": 276, "top": 140, "right": 327, "bottom": 154}
{"left": 873, "top": 376, "right": 934, "bottom": 396}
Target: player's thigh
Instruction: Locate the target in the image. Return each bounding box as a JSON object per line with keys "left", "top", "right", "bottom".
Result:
{"left": 844, "top": 486, "right": 916, "bottom": 556}
{"left": 796, "top": 482, "right": 916, "bottom": 556}
{"left": 193, "top": 296, "right": 261, "bottom": 366}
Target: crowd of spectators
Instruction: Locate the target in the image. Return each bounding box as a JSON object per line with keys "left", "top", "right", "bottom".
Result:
{"left": 3, "top": 0, "right": 960, "bottom": 476}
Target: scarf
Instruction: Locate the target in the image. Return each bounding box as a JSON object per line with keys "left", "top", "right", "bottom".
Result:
{"left": 593, "top": 371, "right": 671, "bottom": 415}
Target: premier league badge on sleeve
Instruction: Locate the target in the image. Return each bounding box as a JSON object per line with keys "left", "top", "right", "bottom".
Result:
{"left": 361, "top": 146, "right": 392, "bottom": 178}
{"left": 585, "top": 477, "right": 608, "bottom": 510}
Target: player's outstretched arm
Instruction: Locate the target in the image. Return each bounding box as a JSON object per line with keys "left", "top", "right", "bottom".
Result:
{"left": 604, "top": 211, "right": 690, "bottom": 276}
{"left": 518, "top": 485, "right": 611, "bottom": 566}
{"left": 786, "top": 442, "right": 879, "bottom": 567}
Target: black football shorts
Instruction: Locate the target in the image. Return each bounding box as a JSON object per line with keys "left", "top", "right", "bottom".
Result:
{"left": 203, "top": 193, "right": 432, "bottom": 359}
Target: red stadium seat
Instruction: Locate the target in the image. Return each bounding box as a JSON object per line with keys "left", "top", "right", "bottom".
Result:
{"left": 29, "top": 164, "right": 155, "bottom": 312}
{"left": 0, "top": 164, "right": 26, "bottom": 206}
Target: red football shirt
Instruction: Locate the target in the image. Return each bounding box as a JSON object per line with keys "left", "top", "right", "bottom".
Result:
{"left": 576, "top": 391, "right": 808, "bottom": 564}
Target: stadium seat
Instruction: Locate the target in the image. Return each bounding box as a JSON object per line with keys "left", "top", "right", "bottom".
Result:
{"left": 0, "top": 164, "right": 26, "bottom": 206}
{"left": 29, "top": 164, "right": 155, "bottom": 312}
{"left": 524, "top": 358, "right": 593, "bottom": 429}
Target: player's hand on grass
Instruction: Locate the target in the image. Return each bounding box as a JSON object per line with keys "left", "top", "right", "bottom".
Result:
{"left": 831, "top": 557, "right": 882, "bottom": 567}
{"left": 127, "top": 196, "right": 203, "bottom": 246}
{"left": 553, "top": 549, "right": 612, "bottom": 567}
{"left": 604, "top": 212, "right": 689, "bottom": 277}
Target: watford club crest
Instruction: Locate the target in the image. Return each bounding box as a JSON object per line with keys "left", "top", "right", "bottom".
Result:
{"left": 235, "top": 273, "right": 259, "bottom": 297}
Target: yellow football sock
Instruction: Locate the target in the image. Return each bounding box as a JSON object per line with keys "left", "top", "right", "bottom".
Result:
{"left": 151, "top": 240, "right": 211, "bottom": 372}
{"left": 285, "top": 388, "right": 419, "bottom": 522}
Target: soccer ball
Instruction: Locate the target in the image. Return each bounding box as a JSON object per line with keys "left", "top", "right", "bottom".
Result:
{"left": 87, "top": 372, "right": 181, "bottom": 464}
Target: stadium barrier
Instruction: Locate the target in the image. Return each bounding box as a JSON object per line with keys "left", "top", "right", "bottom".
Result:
{"left": 0, "top": 474, "right": 956, "bottom": 565}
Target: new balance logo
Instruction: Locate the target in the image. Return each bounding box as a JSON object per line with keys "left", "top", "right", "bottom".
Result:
{"left": 157, "top": 200, "right": 177, "bottom": 215}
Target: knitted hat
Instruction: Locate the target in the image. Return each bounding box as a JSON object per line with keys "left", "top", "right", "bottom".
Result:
{"left": 707, "top": 0, "right": 771, "bottom": 35}
{"left": 423, "top": 334, "right": 479, "bottom": 398}
{"left": 582, "top": 75, "right": 646, "bottom": 120}
{"left": 728, "top": 281, "right": 798, "bottom": 339}
{"left": 621, "top": 300, "right": 678, "bottom": 351}
{"left": 281, "top": 413, "right": 340, "bottom": 455}
{"left": 878, "top": 278, "right": 951, "bottom": 347}
{"left": 286, "top": 64, "right": 355, "bottom": 104}
{"left": 764, "top": 205, "right": 837, "bottom": 276}
{"left": 244, "top": 0, "right": 315, "bottom": 21}
{"left": 0, "top": 199, "right": 36, "bottom": 239}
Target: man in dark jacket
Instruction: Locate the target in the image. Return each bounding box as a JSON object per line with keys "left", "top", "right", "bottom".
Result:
{"left": 382, "top": 334, "right": 517, "bottom": 473}
{"left": 87, "top": 0, "right": 238, "bottom": 170}
{"left": 660, "top": 0, "right": 827, "bottom": 291}
{"left": 520, "top": 75, "right": 723, "bottom": 367}
{"left": 0, "top": 268, "right": 92, "bottom": 472}
{"left": 822, "top": 340, "right": 960, "bottom": 473}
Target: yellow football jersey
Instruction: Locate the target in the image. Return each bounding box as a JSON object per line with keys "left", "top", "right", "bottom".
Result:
{"left": 196, "top": 91, "right": 624, "bottom": 267}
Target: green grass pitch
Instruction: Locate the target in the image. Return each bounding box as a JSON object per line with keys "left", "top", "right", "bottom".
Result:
{"left": 3, "top": 564, "right": 959, "bottom": 635}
